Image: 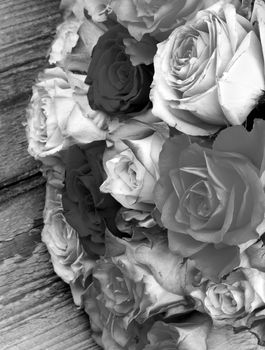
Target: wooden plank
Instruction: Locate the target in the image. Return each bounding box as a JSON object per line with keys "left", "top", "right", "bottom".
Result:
{"left": 0, "top": 0, "right": 61, "bottom": 62}
{"left": 0, "top": 1, "right": 100, "bottom": 348}
{"left": 0, "top": 55, "right": 54, "bottom": 104}
{"left": 0, "top": 101, "right": 41, "bottom": 186}
{"left": 0, "top": 177, "right": 100, "bottom": 349}
{"left": 0, "top": 243, "right": 100, "bottom": 350}
{"left": 0, "top": 0, "right": 61, "bottom": 185}
{"left": 0, "top": 174, "right": 45, "bottom": 242}
{"left": 0, "top": 0, "right": 61, "bottom": 101}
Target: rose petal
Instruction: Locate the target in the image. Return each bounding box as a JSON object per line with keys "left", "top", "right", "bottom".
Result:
{"left": 184, "top": 50, "right": 217, "bottom": 96}
{"left": 213, "top": 121, "right": 265, "bottom": 176}
{"left": 79, "top": 19, "right": 106, "bottom": 56}
{"left": 123, "top": 36, "right": 157, "bottom": 66}
{"left": 251, "top": 0, "right": 265, "bottom": 72}
{"left": 207, "top": 325, "right": 263, "bottom": 350}
{"left": 66, "top": 104, "right": 107, "bottom": 143}
{"left": 191, "top": 244, "right": 240, "bottom": 280}
{"left": 218, "top": 31, "right": 265, "bottom": 125}
{"left": 168, "top": 230, "right": 207, "bottom": 256}
{"left": 152, "top": 86, "right": 221, "bottom": 135}
{"left": 173, "top": 85, "right": 227, "bottom": 125}
{"left": 224, "top": 5, "right": 251, "bottom": 53}
{"left": 215, "top": 15, "right": 233, "bottom": 77}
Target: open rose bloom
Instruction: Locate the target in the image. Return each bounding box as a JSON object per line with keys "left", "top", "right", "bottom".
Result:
{"left": 26, "top": 0, "right": 265, "bottom": 348}
{"left": 151, "top": 0, "right": 265, "bottom": 135}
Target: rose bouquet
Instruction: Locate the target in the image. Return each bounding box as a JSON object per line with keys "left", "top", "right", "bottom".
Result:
{"left": 26, "top": 0, "right": 265, "bottom": 348}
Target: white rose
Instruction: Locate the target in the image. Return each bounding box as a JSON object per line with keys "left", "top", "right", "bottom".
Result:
{"left": 43, "top": 184, "right": 95, "bottom": 305}
{"left": 203, "top": 268, "right": 265, "bottom": 325}
{"left": 26, "top": 67, "right": 108, "bottom": 159}
{"left": 151, "top": 1, "right": 265, "bottom": 135}
{"left": 91, "top": 254, "right": 185, "bottom": 328}
{"left": 83, "top": 280, "right": 153, "bottom": 350}
{"left": 100, "top": 118, "right": 169, "bottom": 211}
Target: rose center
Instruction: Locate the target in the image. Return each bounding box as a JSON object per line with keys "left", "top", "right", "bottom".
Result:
{"left": 114, "top": 154, "right": 140, "bottom": 191}
{"left": 183, "top": 179, "right": 218, "bottom": 219}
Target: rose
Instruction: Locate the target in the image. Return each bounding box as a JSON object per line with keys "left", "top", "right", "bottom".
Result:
{"left": 202, "top": 263, "right": 265, "bottom": 343}
{"left": 84, "top": 243, "right": 174, "bottom": 349}
{"left": 82, "top": 231, "right": 193, "bottom": 349}
{"left": 155, "top": 120, "right": 265, "bottom": 280}
{"left": 26, "top": 67, "right": 108, "bottom": 159}
{"left": 109, "top": 0, "right": 218, "bottom": 41}
{"left": 62, "top": 141, "right": 121, "bottom": 257}
{"left": 203, "top": 268, "right": 265, "bottom": 325}
{"left": 83, "top": 281, "right": 153, "bottom": 350}
{"left": 105, "top": 228, "right": 202, "bottom": 303}
{"left": 151, "top": 1, "right": 265, "bottom": 136}
{"left": 42, "top": 184, "right": 95, "bottom": 305}
{"left": 83, "top": 281, "right": 125, "bottom": 349}
{"left": 90, "top": 254, "right": 185, "bottom": 327}
{"left": 205, "top": 281, "right": 248, "bottom": 322}
{"left": 85, "top": 25, "right": 154, "bottom": 118}
{"left": 100, "top": 118, "right": 168, "bottom": 211}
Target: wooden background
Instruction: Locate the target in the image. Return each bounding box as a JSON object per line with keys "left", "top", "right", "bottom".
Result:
{"left": 0, "top": 0, "right": 99, "bottom": 348}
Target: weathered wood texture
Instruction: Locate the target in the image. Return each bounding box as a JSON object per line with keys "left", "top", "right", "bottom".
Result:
{"left": 0, "top": 1, "right": 100, "bottom": 348}
{"left": 0, "top": 0, "right": 61, "bottom": 185}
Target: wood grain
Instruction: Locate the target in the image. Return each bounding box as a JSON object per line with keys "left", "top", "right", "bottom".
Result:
{"left": 0, "top": 99, "right": 41, "bottom": 187}
{"left": 0, "top": 0, "right": 61, "bottom": 185}
{"left": 0, "top": 243, "right": 100, "bottom": 350}
{"left": 0, "top": 176, "right": 100, "bottom": 349}
{"left": 0, "top": 0, "right": 100, "bottom": 348}
{"left": 0, "top": 175, "right": 45, "bottom": 244}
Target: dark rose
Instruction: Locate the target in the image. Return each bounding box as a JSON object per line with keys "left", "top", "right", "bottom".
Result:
{"left": 62, "top": 141, "right": 121, "bottom": 257}
{"left": 85, "top": 25, "right": 154, "bottom": 118}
